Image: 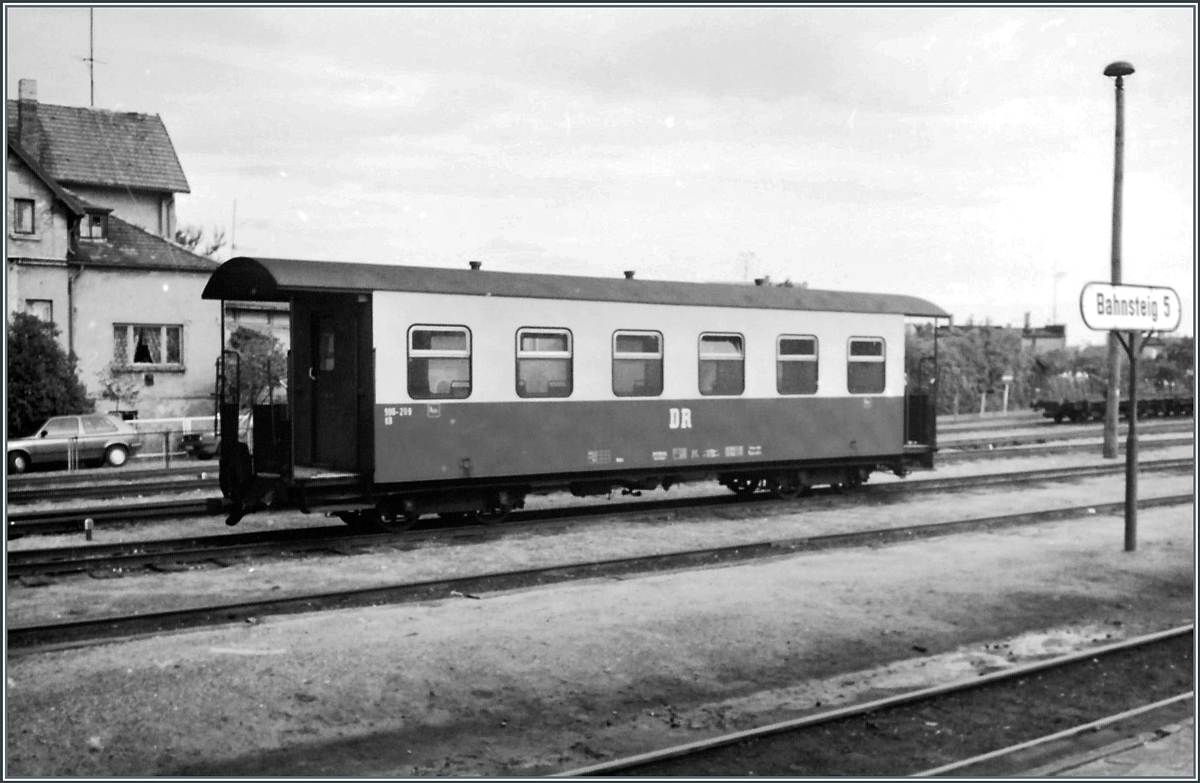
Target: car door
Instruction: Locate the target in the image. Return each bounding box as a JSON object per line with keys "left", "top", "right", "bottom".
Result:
{"left": 80, "top": 415, "right": 119, "bottom": 461}
{"left": 32, "top": 416, "right": 82, "bottom": 465}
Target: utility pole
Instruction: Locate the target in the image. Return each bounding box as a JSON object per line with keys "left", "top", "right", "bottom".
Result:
{"left": 1102, "top": 61, "right": 1134, "bottom": 459}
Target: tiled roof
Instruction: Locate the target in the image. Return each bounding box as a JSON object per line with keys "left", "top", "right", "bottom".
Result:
{"left": 7, "top": 99, "right": 190, "bottom": 193}
{"left": 74, "top": 212, "right": 219, "bottom": 273}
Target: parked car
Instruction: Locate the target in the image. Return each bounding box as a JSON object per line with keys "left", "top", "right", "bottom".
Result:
{"left": 180, "top": 429, "right": 219, "bottom": 460}
{"left": 180, "top": 413, "right": 252, "bottom": 460}
{"left": 7, "top": 414, "right": 144, "bottom": 473}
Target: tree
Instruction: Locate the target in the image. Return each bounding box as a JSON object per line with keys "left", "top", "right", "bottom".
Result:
{"left": 227, "top": 326, "right": 286, "bottom": 409}
{"left": 175, "top": 225, "right": 227, "bottom": 258}
{"left": 96, "top": 360, "right": 140, "bottom": 415}
{"left": 7, "top": 312, "right": 94, "bottom": 436}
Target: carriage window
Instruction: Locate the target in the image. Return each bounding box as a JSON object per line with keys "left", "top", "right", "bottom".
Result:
{"left": 847, "top": 337, "right": 885, "bottom": 394}
{"left": 517, "top": 328, "right": 572, "bottom": 398}
{"left": 777, "top": 335, "right": 818, "bottom": 395}
{"left": 613, "top": 331, "right": 663, "bottom": 397}
{"left": 699, "top": 333, "right": 744, "bottom": 396}
{"left": 408, "top": 326, "right": 471, "bottom": 399}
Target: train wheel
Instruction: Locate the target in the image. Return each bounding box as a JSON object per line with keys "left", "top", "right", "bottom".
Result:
{"left": 767, "top": 475, "right": 802, "bottom": 500}
{"left": 473, "top": 506, "right": 512, "bottom": 526}
{"left": 373, "top": 508, "right": 419, "bottom": 534}
{"left": 726, "top": 477, "right": 762, "bottom": 497}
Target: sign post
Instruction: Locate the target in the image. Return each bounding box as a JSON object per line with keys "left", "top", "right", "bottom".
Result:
{"left": 1080, "top": 282, "right": 1182, "bottom": 551}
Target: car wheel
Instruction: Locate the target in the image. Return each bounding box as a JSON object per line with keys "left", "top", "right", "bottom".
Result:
{"left": 105, "top": 445, "right": 129, "bottom": 468}
{"left": 8, "top": 451, "right": 30, "bottom": 474}
{"left": 195, "top": 447, "right": 216, "bottom": 460}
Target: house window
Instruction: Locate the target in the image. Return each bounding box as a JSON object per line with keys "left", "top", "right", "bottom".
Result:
{"left": 408, "top": 325, "right": 471, "bottom": 399}
{"left": 777, "top": 335, "right": 818, "bottom": 395}
{"left": 847, "top": 337, "right": 886, "bottom": 394}
{"left": 80, "top": 213, "right": 107, "bottom": 240}
{"left": 25, "top": 299, "right": 53, "bottom": 323}
{"left": 13, "top": 199, "right": 35, "bottom": 234}
{"left": 516, "top": 328, "right": 572, "bottom": 398}
{"left": 699, "top": 333, "right": 745, "bottom": 396}
{"left": 114, "top": 324, "right": 183, "bottom": 368}
{"left": 613, "top": 331, "right": 663, "bottom": 397}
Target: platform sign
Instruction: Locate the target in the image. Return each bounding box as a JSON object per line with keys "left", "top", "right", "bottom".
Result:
{"left": 1080, "top": 282, "right": 1181, "bottom": 332}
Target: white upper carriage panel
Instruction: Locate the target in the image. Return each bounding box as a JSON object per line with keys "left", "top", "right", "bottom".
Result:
{"left": 373, "top": 291, "right": 911, "bottom": 404}
{"left": 200, "top": 256, "right": 947, "bottom": 406}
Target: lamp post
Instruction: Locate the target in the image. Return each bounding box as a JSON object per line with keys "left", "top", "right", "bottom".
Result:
{"left": 1102, "top": 61, "right": 1134, "bottom": 459}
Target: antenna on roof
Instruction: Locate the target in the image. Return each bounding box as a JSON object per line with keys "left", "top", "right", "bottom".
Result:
{"left": 231, "top": 198, "right": 237, "bottom": 253}
{"left": 80, "top": 8, "right": 106, "bottom": 107}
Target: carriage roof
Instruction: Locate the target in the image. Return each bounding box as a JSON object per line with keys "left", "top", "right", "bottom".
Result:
{"left": 203, "top": 256, "right": 949, "bottom": 319}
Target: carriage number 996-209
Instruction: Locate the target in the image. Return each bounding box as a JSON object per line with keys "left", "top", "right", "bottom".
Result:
{"left": 383, "top": 407, "right": 413, "bottom": 425}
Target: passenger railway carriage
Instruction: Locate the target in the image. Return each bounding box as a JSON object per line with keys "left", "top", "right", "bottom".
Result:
{"left": 202, "top": 257, "right": 949, "bottom": 528}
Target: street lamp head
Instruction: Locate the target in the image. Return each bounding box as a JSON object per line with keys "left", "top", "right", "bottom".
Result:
{"left": 1104, "top": 61, "right": 1135, "bottom": 78}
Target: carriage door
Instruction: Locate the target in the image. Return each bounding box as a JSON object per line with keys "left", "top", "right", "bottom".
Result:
{"left": 311, "top": 310, "right": 359, "bottom": 470}
{"left": 905, "top": 355, "right": 937, "bottom": 447}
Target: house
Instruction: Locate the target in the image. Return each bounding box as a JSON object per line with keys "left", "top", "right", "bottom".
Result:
{"left": 8, "top": 78, "right": 187, "bottom": 239}
{"left": 7, "top": 80, "right": 222, "bottom": 418}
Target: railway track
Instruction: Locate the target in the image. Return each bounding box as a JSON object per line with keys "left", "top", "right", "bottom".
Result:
{"left": 554, "top": 626, "right": 1193, "bottom": 776}
{"left": 7, "top": 455, "right": 1193, "bottom": 538}
{"left": 7, "top": 420, "right": 1190, "bottom": 508}
{"left": 939, "top": 413, "right": 1192, "bottom": 434}
{"left": 7, "top": 485, "right": 1192, "bottom": 651}
{"left": 938, "top": 419, "right": 1192, "bottom": 449}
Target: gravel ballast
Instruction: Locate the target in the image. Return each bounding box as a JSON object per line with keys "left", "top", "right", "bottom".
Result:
{"left": 4, "top": 451, "right": 1195, "bottom": 776}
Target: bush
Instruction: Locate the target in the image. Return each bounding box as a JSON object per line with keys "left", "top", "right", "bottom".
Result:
{"left": 7, "top": 312, "right": 94, "bottom": 437}
{"left": 227, "top": 326, "right": 287, "bottom": 408}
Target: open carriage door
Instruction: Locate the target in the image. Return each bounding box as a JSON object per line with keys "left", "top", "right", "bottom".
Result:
{"left": 288, "top": 291, "right": 368, "bottom": 473}
{"left": 904, "top": 321, "right": 939, "bottom": 453}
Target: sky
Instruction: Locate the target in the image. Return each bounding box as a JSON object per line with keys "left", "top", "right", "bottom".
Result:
{"left": 5, "top": 4, "right": 1196, "bottom": 343}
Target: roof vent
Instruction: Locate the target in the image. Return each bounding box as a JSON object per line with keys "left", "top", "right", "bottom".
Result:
{"left": 624, "top": 270, "right": 636, "bottom": 280}
{"left": 469, "top": 261, "right": 482, "bottom": 271}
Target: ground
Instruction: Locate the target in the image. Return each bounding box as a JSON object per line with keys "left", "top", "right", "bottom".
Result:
{"left": 4, "top": 450, "right": 1195, "bottom": 776}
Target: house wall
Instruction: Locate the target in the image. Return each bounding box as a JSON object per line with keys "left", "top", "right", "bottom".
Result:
{"left": 7, "top": 261, "right": 71, "bottom": 352}
{"left": 71, "top": 267, "right": 222, "bottom": 418}
{"left": 7, "top": 151, "right": 73, "bottom": 262}
{"left": 7, "top": 151, "right": 72, "bottom": 352}
{"left": 65, "top": 184, "right": 176, "bottom": 238}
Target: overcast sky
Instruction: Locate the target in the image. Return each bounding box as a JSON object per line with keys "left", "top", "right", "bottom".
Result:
{"left": 6, "top": 5, "right": 1195, "bottom": 341}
